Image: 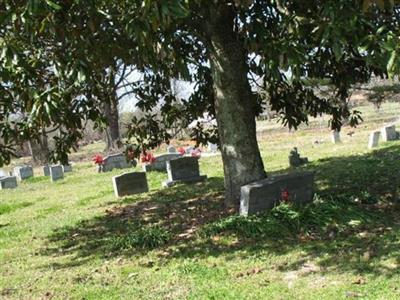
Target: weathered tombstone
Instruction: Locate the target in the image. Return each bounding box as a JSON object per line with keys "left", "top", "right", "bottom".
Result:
{"left": 112, "top": 172, "right": 149, "bottom": 197}
{"left": 43, "top": 165, "right": 50, "bottom": 176}
{"left": 167, "top": 145, "right": 177, "bottom": 153}
{"left": 0, "top": 176, "right": 18, "bottom": 190}
{"left": 288, "top": 147, "right": 308, "bottom": 168}
{"left": 13, "top": 165, "right": 34, "bottom": 180}
{"left": 162, "top": 157, "right": 207, "bottom": 187}
{"left": 143, "top": 153, "right": 182, "bottom": 172}
{"left": 331, "top": 130, "right": 341, "bottom": 144}
{"left": 368, "top": 131, "right": 380, "bottom": 149}
{"left": 102, "top": 153, "right": 131, "bottom": 172}
{"left": 62, "top": 165, "right": 73, "bottom": 173}
{"left": 50, "top": 165, "right": 64, "bottom": 182}
{"left": 240, "top": 172, "right": 315, "bottom": 216}
{"left": 381, "top": 125, "right": 397, "bottom": 142}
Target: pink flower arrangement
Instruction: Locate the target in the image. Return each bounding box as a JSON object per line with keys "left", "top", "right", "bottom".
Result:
{"left": 141, "top": 152, "right": 156, "bottom": 164}
{"left": 191, "top": 148, "right": 202, "bottom": 158}
{"left": 178, "top": 147, "right": 186, "bottom": 155}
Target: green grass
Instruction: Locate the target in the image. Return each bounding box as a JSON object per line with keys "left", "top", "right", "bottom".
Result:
{"left": 1, "top": 102, "right": 400, "bottom": 299}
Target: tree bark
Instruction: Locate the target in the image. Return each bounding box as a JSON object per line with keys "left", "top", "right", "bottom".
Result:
{"left": 103, "top": 67, "right": 121, "bottom": 151}
{"left": 29, "top": 128, "right": 50, "bottom": 165}
{"left": 206, "top": 4, "right": 266, "bottom": 207}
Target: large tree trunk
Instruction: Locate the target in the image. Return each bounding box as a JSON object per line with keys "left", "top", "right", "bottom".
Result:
{"left": 29, "top": 128, "right": 50, "bottom": 165}
{"left": 103, "top": 67, "right": 121, "bottom": 151}
{"left": 103, "top": 95, "right": 120, "bottom": 150}
{"left": 206, "top": 4, "right": 266, "bottom": 207}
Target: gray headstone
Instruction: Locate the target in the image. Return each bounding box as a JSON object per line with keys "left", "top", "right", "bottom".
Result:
{"left": 288, "top": 147, "right": 308, "bottom": 168}
{"left": 331, "top": 130, "right": 341, "bottom": 144}
{"left": 50, "top": 165, "right": 64, "bottom": 182}
{"left": 43, "top": 165, "right": 50, "bottom": 176}
{"left": 14, "top": 166, "right": 34, "bottom": 180}
{"left": 102, "top": 153, "right": 131, "bottom": 172}
{"left": 381, "top": 125, "right": 397, "bottom": 142}
{"left": 0, "top": 176, "right": 18, "bottom": 190}
{"left": 62, "top": 165, "right": 72, "bottom": 173}
{"left": 143, "top": 153, "right": 182, "bottom": 172}
{"left": 112, "top": 172, "right": 149, "bottom": 197}
{"left": 368, "top": 131, "right": 380, "bottom": 149}
{"left": 167, "top": 146, "right": 177, "bottom": 153}
{"left": 162, "top": 157, "right": 207, "bottom": 187}
{"left": 240, "top": 172, "right": 315, "bottom": 217}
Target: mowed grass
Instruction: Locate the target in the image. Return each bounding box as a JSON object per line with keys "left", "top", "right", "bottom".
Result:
{"left": 1, "top": 102, "right": 400, "bottom": 299}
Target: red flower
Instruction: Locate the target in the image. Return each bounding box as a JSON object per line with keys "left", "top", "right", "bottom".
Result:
{"left": 178, "top": 147, "right": 186, "bottom": 155}
{"left": 141, "top": 152, "right": 156, "bottom": 164}
{"left": 281, "top": 190, "right": 290, "bottom": 202}
{"left": 92, "top": 154, "right": 104, "bottom": 165}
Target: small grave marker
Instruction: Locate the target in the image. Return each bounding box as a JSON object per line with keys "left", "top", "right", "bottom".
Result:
{"left": 381, "top": 125, "right": 397, "bottom": 142}
{"left": 62, "top": 165, "right": 72, "bottom": 173}
{"left": 0, "top": 176, "right": 18, "bottom": 190}
{"left": 288, "top": 148, "right": 308, "bottom": 168}
{"left": 162, "top": 157, "right": 207, "bottom": 187}
{"left": 50, "top": 165, "right": 64, "bottom": 182}
{"left": 368, "top": 131, "right": 380, "bottom": 149}
{"left": 43, "top": 165, "right": 50, "bottom": 176}
{"left": 240, "top": 172, "right": 315, "bottom": 216}
{"left": 112, "top": 172, "right": 149, "bottom": 197}
{"left": 331, "top": 130, "right": 341, "bottom": 144}
{"left": 102, "top": 153, "right": 132, "bottom": 172}
{"left": 14, "top": 166, "right": 34, "bottom": 180}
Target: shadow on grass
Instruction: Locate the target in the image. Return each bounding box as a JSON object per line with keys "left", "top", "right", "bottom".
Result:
{"left": 43, "top": 145, "right": 400, "bottom": 277}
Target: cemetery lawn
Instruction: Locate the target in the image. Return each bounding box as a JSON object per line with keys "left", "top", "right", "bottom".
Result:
{"left": 1, "top": 103, "right": 400, "bottom": 299}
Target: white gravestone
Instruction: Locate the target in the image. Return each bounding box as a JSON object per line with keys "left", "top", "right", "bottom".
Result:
{"left": 331, "top": 130, "right": 341, "bottom": 144}
{"left": 368, "top": 131, "right": 380, "bottom": 149}
{"left": 50, "top": 165, "right": 64, "bottom": 182}
{"left": 207, "top": 142, "right": 218, "bottom": 153}
{"left": 14, "top": 166, "right": 34, "bottom": 180}
{"left": 0, "top": 176, "right": 18, "bottom": 190}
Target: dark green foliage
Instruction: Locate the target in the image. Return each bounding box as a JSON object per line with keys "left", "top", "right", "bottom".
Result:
{"left": 111, "top": 225, "right": 171, "bottom": 250}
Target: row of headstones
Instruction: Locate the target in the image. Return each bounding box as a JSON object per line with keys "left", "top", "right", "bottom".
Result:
{"left": 331, "top": 125, "right": 399, "bottom": 148}
{"left": 368, "top": 124, "right": 398, "bottom": 149}
{"left": 167, "top": 142, "right": 219, "bottom": 154}
{"left": 0, "top": 164, "right": 72, "bottom": 190}
{"left": 112, "top": 156, "right": 207, "bottom": 197}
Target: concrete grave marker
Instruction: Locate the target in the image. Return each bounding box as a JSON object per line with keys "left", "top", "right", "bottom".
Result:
{"left": 14, "top": 166, "right": 34, "bottom": 180}
{"left": 50, "top": 165, "right": 64, "bottom": 182}
{"left": 331, "top": 130, "right": 341, "bottom": 144}
{"left": 240, "top": 172, "right": 315, "bottom": 216}
{"left": 381, "top": 125, "right": 397, "bottom": 142}
{"left": 112, "top": 172, "right": 149, "bottom": 197}
{"left": 143, "top": 153, "right": 182, "bottom": 172}
{"left": 43, "top": 165, "right": 50, "bottom": 176}
{"left": 162, "top": 157, "right": 207, "bottom": 187}
{"left": 368, "top": 131, "right": 380, "bottom": 149}
{"left": 102, "top": 153, "right": 131, "bottom": 172}
{"left": 62, "top": 165, "right": 72, "bottom": 173}
{"left": 0, "top": 176, "right": 18, "bottom": 190}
